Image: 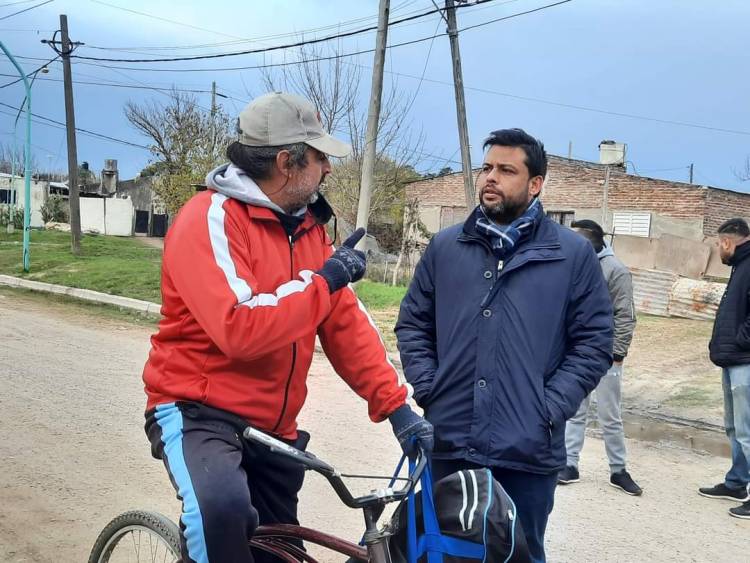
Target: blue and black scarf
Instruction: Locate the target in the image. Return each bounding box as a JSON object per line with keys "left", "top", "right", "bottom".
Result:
{"left": 475, "top": 198, "right": 543, "bottom": 261}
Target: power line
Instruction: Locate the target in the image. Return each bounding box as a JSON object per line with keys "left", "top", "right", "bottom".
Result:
{"left": 0, "top": 0, "right": 41, "bottom": 7}
{"left": 0, "top": 101, "right": 150, "bottom": 149}
{"left": 85, "top": 0, "right": 419, "bottom": 51}
{"left": 460, "top": 0, "right": 570, "bottom": 32}
{"left": 0, "top": 56, "right": 59, "bottom": 88}
{"left": 67, "top": 1, "right": 563, "bottom": 73}
{"left": 0, "top": 0, "right": 53, "bottom": 21}
{"left": 0, "top": 72, "right": 217, "bottom": 93}
{"left": 71, "top": 0, "right": 498, "bottom": 63}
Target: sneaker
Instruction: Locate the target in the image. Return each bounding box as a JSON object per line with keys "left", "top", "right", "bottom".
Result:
{"left": 610, "top": 470, "right": 643, "bottom": 496}
{"left": 729, "top": 501, "right": 750, "bottom": 519}
{"left": 557, "top": 466, "right": 580, "bottom": 485}
{"left": 698, "top": 483, "right": 750, "bottom": 502}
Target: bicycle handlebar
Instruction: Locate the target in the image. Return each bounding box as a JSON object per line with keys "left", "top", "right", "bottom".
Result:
{"left": 242, "top": 426, "right": 427, "bottom": 509}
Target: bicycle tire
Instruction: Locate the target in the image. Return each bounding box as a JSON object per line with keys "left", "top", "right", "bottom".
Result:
{"left": 88, "top": 510, "right": 181, "bottom": 563}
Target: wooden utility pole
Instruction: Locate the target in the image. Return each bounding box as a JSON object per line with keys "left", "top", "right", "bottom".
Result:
{"left": 60, "top": 15, "right": 81, "bottom": 254}
{"left": 354, "top": 0, "right": 389, "bottom": 245}
{"left": 689, "top": 163, "right": 694, "bottom": 184}
{"left": 445, "top": 0, "right": 474, "bottom": 207}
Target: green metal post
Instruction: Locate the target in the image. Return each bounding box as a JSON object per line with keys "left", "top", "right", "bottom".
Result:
{"left": 0, "top": 41, "right": 32, "bottom": 271}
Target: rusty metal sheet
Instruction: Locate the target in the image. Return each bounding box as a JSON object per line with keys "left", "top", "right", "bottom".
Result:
{"left": 668, "top": 277, "right": 726, "bottom": 321}
{"left": 631, "top": 268, "right": 677, "bottom": 317}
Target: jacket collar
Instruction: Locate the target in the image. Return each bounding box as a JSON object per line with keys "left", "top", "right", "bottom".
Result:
{"left": 730, "top": 240, "right": 750, "bottom": 266}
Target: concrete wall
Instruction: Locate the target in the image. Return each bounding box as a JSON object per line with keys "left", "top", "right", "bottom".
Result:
{"left": 653, "top": 234, "right": 711, "bottom": 279}
{"left": 1, "top": 177, "right": 47, "bottom": 227}
{"left": 116, "top": 177, "right": 154, "bottom": 211}
{"left": 614, "top": 233, "right": 713, "bottom": 279}
{"left": 80, "top": 197, "right": 134, "bottom": 236}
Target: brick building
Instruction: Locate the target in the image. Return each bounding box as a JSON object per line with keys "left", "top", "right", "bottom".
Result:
{"left": 405, "top": 153, "right": 750, "bottom": 279}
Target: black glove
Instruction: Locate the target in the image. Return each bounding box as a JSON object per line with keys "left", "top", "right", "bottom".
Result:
{"left": 317, "top": 228, "right": 367, "bottom": 293}
{"left": 388, "top": 404, "right": 434, "bottom": 458}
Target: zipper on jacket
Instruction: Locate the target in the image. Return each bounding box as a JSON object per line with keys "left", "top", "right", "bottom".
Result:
{"left": 272, "top": 235, "right": 298, "bottom": 433}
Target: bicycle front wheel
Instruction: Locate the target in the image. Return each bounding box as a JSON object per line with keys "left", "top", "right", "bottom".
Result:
{"left": 88, "top": 510, "right": 180, "bottom": 563}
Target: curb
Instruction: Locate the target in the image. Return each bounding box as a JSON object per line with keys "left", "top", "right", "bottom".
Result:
{"left": 0, "top": 274, "right": 162, "bottom": 315}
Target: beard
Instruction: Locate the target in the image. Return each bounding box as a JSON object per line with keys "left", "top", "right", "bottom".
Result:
{"left": 480, "top": 191, "right": 530, "bottom": 224}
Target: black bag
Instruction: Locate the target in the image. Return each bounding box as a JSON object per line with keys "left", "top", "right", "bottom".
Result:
{"left": 389, "top": 462, "right": 530, "bottom": 563}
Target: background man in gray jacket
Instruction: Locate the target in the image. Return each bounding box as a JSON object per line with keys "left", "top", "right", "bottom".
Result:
{"left": 558, "top": 219, "right": 642, "bottom": 495}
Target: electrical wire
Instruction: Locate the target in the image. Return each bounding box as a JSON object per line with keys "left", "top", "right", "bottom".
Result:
{"left": 66, "top": 2, "right": 563, "bottom": 73}
{"left": 0, "top": 101, "right": 150, "bottom": 149}
{"left": 0, "top": 73, "right": 216, "bottom": 93}
{"left": 0, "top": 0, "right": 53, "bottom": 21}
{"left": 85, "top": 0, "right": 419, "bottom": 51}
{"left": 0, "top": 55, "right": 59, "bottom": 88}
{"left": 71, "top": 0, "right": 499, "bottom": 63}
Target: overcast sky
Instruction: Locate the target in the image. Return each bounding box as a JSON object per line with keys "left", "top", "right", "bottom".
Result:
{"left": 1, "top": 0, "right": 749, "bottom": 192}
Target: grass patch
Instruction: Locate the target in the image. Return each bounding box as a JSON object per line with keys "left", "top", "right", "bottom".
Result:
{"left": 0, "top": 230, "right": 162, "bottom": 302}
{"left": 356, "top": 280, "right": 407, "bottom": 310}
{"left": 666, "top": 384, "right": 722, "bottom": 408}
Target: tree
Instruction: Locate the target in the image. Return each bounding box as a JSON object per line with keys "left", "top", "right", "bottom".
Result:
{"left": 0, "top": 143, "right": 38, "bottom": 176}
{"left": 260, "top": 44, "right": 426, "bottom": 234}
{"left": 124, "top": 90, "right": 234, "bottom": 214}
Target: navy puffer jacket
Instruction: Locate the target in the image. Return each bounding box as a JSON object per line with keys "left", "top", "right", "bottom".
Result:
{"left": 396, "top": 210, "right": 613, "bottom": 474}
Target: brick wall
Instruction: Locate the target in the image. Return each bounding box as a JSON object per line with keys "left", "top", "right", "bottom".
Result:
{"left": 607, "top": 172, "right": 707, "bottom": 218}
{"left": 406, "top": 171, "right": 479, "bottom": 207}
{"left": 542, "top": 157, "right": 605, "bottom": 209}
{"left": 704, "top": 188, "right": 750, "bottom": 235}
{"left": 405, "top": 155, "right": 750, "bottom": 233}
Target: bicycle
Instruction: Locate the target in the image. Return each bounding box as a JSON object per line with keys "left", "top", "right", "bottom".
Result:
{"left": 88, "top": 426, "right": 427, "bottom": 563}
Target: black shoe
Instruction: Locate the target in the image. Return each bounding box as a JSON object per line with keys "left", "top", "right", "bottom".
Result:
{"left": 698, "top": 483, "right": 750, "bottom": 502}
{"left": 557, "top": 465, "right": 580, "bottom": 485}
{"left": 729, "top": 501, "right": 750, "bottom": 519}
{"left": 610, "top": 470, "right": 643, "bottom": 496}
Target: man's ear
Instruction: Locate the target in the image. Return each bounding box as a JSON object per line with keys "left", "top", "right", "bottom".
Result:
{"left": 528, "top": 175, "right": 544, "bottom": 198}
{"left": 275, "top": 150, "right": 292, "bottom": 175}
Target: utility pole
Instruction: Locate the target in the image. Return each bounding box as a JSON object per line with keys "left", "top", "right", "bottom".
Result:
{"left": 354, "top": 0, "right": 389, "bottom": 245}
{"left": 689, "top": 163, "right": 694, "bottom": 184}
{"left": 59, "top": 15, "right": 82, "bottom": 254}
{"left": 211, "top": 81, "right": 217, "bottom": 115}
{"left": 445, "top": 0, "right": 474, "bottom": 208}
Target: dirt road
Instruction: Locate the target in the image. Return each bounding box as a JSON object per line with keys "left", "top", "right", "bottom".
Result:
{"left": 0, "top": 289, "right": 746, "bottom": 562}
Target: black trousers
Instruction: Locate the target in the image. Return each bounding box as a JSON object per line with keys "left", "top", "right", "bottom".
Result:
{"left": 146, "top": 401, "right": 308, "bottom": 563}
{"left": 432, "top": 458, "right": 557, "bottom": 563}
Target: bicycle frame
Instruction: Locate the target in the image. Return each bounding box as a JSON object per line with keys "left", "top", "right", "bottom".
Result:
{"left": 242, "top": 426, "right": 428, "bottom": 563}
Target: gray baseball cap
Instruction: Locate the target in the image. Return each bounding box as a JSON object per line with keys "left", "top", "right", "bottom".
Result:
{"left": 237, "top": 92, "right": 351, "bottom": 158}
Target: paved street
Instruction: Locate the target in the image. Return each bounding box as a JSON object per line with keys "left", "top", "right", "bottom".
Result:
{"left": 0, "top": 288, "right": 747, "bottom": 562}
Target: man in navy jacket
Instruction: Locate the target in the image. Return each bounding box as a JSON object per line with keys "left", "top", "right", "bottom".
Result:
{"left": 396, "top": 129, "right": 613, "bottom": 562}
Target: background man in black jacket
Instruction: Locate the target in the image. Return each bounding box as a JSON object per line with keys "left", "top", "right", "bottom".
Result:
{"left": 699, "top": 218, "right": 750, "bottom": 520}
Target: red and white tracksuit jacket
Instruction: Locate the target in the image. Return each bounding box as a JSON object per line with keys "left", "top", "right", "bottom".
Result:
{"left": 143, "top": 164, "right": 409, "bottom": 438}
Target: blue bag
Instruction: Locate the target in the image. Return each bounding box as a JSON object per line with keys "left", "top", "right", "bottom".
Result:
{"left": 388, "top": 457, "right": 530, "bottom": 563}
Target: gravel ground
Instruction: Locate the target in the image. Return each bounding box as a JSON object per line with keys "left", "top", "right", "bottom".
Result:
{"left": 0, "top": 289, "right": 746, "bottom": 563}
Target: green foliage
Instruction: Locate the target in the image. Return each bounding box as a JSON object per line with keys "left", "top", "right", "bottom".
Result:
{"left": 355, "top": 280, "right": 407, "bottom": 310}
{"left": 0, "top": 230, "right": 162, "bottom": 303}
{"left": 40, "top": 195, "right": 70, "bottom": 224}
{"left": 0, "top": 205, "right": 24, "bottom": 229}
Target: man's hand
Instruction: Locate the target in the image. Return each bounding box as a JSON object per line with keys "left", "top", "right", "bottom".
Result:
{"left": 317, "top": 228, "right": 367, "bottom": 293}
{"left": 388, "top": 405, "right": 434, "bottom": 458}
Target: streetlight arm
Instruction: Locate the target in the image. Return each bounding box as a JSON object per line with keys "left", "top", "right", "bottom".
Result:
{"left": 0, "top": 40, "right": 33, "bottom": 272}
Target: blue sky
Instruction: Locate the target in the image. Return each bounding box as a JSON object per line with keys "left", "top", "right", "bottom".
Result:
{"left": 1, "top": 0, "right": 749, "bottom": 192}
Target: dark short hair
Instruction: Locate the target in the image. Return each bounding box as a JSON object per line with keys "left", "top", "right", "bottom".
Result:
{"left": 571, "top": 219, "right": 605, "bottom": 251}
{"left": 226, "top": 141, "right": 308, "bottom": 181}
{"left": 483, "top": 128, "right": 547, "bottom": 179}
{"left": 718, "top": 218, "right": 750, "bottom": 238}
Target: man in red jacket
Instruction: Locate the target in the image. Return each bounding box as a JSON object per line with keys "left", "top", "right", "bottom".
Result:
{"left": 142, "top": 92, "right": 433, "bottom": 563}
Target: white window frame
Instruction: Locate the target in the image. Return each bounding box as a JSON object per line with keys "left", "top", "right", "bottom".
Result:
{"left": 612, "top": 211, "right": 651, "bottom": 237}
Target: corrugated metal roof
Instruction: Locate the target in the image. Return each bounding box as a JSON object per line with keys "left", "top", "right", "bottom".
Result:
{"left": 631, "top": 268, "right": 677, "bottom": 317}
{"left": 668, "top": 278, "right": 725, "bottom": 321}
